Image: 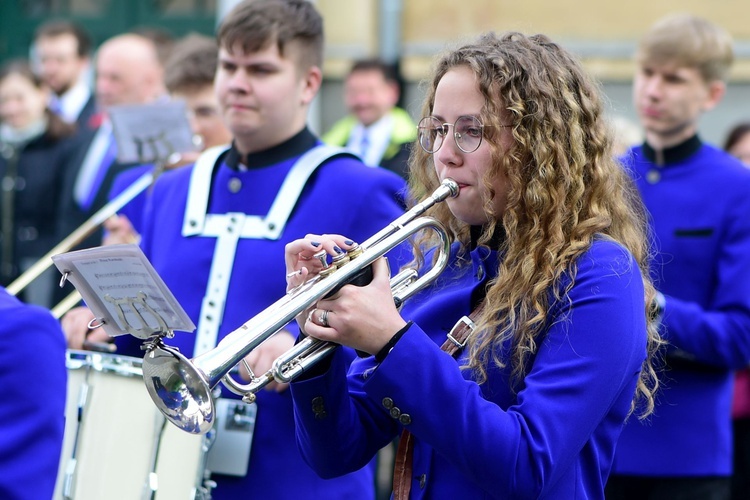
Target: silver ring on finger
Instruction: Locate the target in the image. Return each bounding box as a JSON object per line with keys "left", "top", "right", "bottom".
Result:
{"left": 320, "top": 309, "right": 330, "bottom": 328}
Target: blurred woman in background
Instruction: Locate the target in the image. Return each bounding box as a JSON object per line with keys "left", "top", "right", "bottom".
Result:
{"left": 0, "top": 59, "right": 76, "bottom": 307}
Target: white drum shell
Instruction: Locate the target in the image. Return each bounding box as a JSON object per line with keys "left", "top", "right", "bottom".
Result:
{"left": 55, "top": 350, "right": 206, "bottom": 500}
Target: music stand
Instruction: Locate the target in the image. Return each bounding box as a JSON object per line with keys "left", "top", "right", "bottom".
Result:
{"left": 108, "top": 100, "right": 199, "bottom": 165}
{"left": 51, "top": 244, "right": 195, "bottom": 340}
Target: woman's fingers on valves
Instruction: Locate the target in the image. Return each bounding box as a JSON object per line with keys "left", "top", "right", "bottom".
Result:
{"left": 303, "top": 234, "right": 358, "bottom": 262}
{"left": 285, "top": 235, "right": 359, "bottom": 289}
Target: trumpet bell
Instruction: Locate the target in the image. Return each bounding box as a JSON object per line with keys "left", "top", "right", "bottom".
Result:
{"left": 142, "top": 344, "right": 215, "bottom": 434}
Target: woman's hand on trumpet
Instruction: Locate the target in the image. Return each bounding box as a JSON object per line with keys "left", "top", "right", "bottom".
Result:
{"left": 285, "top": 235, "right": 407, "bottom": 356}
{"left": 284, "top": 233, "right": 357, "bottom": 291}
{"left": 285, "top": 234, "right": 359, "bottom": 333}
{"left": 238, "top": 330, "right": 296, "bottom": 393}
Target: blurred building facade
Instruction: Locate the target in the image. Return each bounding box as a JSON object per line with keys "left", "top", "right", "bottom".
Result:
{"left": 1, "top": 0, "right": 748, "bottom": 144}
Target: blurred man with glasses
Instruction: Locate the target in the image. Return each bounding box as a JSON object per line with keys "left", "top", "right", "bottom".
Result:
{"left": 33, "top": 20, "right": 95, "bottom": 127}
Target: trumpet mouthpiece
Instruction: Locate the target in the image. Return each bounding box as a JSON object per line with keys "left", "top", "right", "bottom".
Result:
{"left": 443, "top": 178, "right": 459, "bottom": 198}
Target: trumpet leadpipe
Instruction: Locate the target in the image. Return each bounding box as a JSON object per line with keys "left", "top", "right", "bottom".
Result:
{"left": 240, "top": 266, "right": 427, "bottom": 399}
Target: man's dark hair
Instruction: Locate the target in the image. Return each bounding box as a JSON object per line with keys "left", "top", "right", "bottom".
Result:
{"left": 724, "top": 122, "right": 750, "bottom": 152}
{"left": 164, "top": 34, "right": 218, "bottom": 93}
{"left": 217, "top": 0, "right": 323, "bottom": 70}
{"left": 34, "top": 20, "right": 92, "bottom": 57}
{"left": 349, "top": 58, "right": 399, "bottom": 83}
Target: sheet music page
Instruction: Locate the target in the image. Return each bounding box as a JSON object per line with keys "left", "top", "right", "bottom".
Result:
{"left": 52, "top": 244, "right": 195, "bottom": 339}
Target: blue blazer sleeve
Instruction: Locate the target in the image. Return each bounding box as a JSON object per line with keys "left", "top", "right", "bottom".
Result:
{"left": 0, "top": 292, "right": 67, "bottom": 499}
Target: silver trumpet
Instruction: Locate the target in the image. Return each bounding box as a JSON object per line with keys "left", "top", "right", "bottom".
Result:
{"left": 142, "top": 178, "right": 459, "bottom": 434}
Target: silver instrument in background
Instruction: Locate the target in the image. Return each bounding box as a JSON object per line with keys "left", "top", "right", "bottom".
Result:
{"left": 142, "top": 178, "right": 459, "bottom": 435}
{"left": 7, "top": 171, "right": 155, "bottom": 298}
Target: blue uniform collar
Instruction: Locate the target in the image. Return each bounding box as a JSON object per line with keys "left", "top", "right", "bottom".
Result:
{"left": 642, "top": 134, "right": 702, "bottom": 166}
{"left": 225, "top": 127, "right": 318, "bottom": 170}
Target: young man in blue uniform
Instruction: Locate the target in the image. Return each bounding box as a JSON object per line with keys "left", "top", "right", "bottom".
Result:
{"left": 0, "top": 286, "right": 67, "bottom": 499}
{"left": 63, "top": 1, "right": 406, "bottom": 498}
{"left": 606, "top": 14, "right": 750, "bottom": 499}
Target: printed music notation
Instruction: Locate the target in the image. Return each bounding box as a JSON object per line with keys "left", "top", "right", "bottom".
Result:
{"left": 52, "top": 244, "right": 195, "bottom": 339}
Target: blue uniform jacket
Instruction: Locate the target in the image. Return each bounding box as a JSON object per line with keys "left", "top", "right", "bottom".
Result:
{"left": 613, "top": 142, "right": 750, "bottom": 476}
{"left": 291, "top": 238, "right": 647, "bottom": 498}
{"left": 108, "top": 163, "right": 152, "bottom": 236}
{"left": 0, "top": 288, "right": 67, "bottom": 499}
{"left": 115, "top": 138, "right": 408, "bottom": 499}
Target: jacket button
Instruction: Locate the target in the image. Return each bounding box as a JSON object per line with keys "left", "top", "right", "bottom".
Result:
{"left": 311, "top": 396, "right": 327, "bottom": 420}
{"left": 228, "top": 177, "right": 242, "bottom": 193}
{"left": 382, "top": 397, "right": 394, "bottom": 409}
{"left": 418, "top": 473, "right": 427, "bottom": 489}
{"left": 399, "top": 414, "right": 412, "bottom": 425}
{"left": 389, "top": 407, "right": 401, "bottom": 419}
{"left": 646, "top": 169, "right": 661, "bottom": 184}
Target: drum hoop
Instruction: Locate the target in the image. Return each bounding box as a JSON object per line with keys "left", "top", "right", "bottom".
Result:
{"left": 66, "top": 350, "right": 143, "bottom": 378}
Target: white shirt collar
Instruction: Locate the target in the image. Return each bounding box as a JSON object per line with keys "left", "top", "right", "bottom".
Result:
{"left": 345, "top": 113, "right": 393, "bottom": 167}
{"left": 57, "top": 77, "right": 92, "bottom": 123}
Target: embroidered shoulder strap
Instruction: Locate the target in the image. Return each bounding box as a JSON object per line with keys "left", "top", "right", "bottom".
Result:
{"left": 263, "top": 145, "right": 358, "bottom": 239}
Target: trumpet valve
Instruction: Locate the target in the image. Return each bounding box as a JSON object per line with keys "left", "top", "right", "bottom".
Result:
{"left": 315, "top": 249, "right": 336, "bottom": 278}
{"left": 331, "top": 251, "right": 350, "bottom": 268}
{"left": 314, "top": 249, "right": 329, "bottom": 268}
{"left": 347, "top": 243, "right": 363, "bottom": 259}
{"left": 319, "top": 266, "right": 336, "bottom": 278}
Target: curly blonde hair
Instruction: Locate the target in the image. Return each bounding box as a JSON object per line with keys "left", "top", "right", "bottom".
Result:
{"left": 407, "top": 32, "right": 662, "bottom": 418}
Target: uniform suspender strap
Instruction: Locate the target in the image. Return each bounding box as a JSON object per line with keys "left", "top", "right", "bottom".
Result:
{"left": 392, "top": 304, "right": 485, "bottom": 500}
{"left": 182, "top": 144, "right": 229, "bottom": 237}
{"left": 193, "top": 212, "right": 245, "bottom": 356}
{"left": 262, "top": 146, "right": 357, "bottom": 240}
{"left": 184, "top": 145, "right": 357, "bottom": 355}
{"left": 182, "top": 144, "right": 356, "bottom": 238}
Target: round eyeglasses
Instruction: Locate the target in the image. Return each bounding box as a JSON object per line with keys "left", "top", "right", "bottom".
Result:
{"left": 418, "top": 115, "right": 489, "bottom": 154}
